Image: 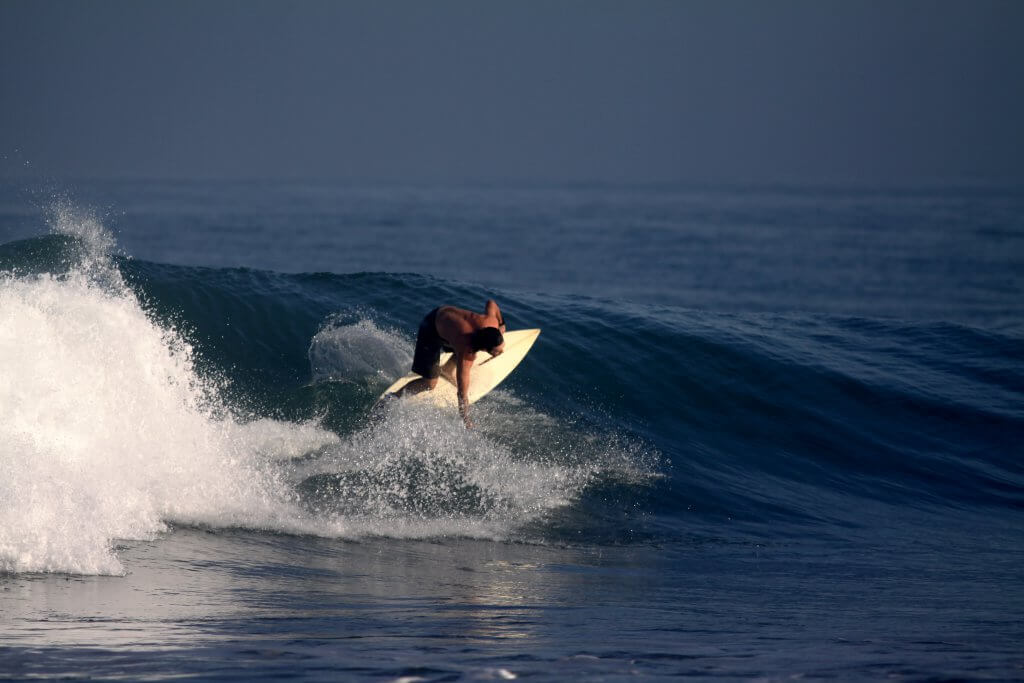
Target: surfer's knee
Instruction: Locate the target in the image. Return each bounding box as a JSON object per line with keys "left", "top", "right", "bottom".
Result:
{"left": 426, "top": 377, "right": 439, "bottom": 390}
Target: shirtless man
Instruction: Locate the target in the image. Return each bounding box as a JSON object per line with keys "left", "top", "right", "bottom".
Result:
{"left": 402, "top": 300, "right": 506, "bottom": 428}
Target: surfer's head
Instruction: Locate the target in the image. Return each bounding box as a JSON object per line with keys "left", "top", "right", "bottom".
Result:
{"left": 471, "top": 327, "right": 504, "bottom": 354}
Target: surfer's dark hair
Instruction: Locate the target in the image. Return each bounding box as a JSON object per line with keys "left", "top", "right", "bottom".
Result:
{"left": 471, "top": 327, "right": 503, "bottom": 352}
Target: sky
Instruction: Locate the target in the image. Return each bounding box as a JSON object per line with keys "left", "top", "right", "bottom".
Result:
{"left": 1, "top": 0, "right": 1022, "bottom": 185}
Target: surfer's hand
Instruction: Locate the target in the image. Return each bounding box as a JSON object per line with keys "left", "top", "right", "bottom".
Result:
{"left": 458, "top": 393, "right": 472, "bottom": 429}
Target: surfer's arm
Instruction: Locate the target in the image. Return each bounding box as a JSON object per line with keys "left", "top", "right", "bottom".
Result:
{"left": 456, "top": 355, "right": 474, "bottom": 428}
{"left": 485, "top": 299, "right": 506, "bottom": 333}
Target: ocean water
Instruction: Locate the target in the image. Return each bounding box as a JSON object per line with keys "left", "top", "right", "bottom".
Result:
{"left": 1, "top": 180, "right": 1022, "bottom": 680}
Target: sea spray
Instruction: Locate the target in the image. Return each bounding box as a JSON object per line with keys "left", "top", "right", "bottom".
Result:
{"left": 308, "top": 314, "right": 411, "bottom": 384}
{"left": 298, "top": 398, "right": 587, "bottom": 532}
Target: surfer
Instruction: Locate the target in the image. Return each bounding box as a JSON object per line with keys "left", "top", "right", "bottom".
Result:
{"left": 401, "top": 300, "right": 506, "bottom": 428}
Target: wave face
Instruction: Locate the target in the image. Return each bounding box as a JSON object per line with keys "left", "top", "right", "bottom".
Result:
{"left": 1, "top": 202, "right": 1022, "bottom": 574}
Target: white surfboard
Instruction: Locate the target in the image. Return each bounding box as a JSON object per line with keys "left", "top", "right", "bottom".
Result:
{"left": 381, "top": 328, "right": 540, "bottom": 407}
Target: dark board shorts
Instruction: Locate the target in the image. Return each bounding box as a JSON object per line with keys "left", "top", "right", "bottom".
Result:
{"left": 411, "top": 308, "right": 454, "bottom": 379}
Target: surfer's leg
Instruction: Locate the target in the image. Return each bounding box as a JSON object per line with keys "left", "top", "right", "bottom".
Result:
{"left": 439, "top": 355, "right": 457, "bottom": 383}
{"left": 410, "top": 311, "right": 444, "bottom": 389}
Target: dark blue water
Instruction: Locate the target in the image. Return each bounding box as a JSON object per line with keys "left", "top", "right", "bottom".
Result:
{"left": 1, "top": 181, "right": 1022, "bottom": 680}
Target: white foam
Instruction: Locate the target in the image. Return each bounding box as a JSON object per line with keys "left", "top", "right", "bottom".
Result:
{"left": 0, "top": 209, "right": 337, "bottom": 575}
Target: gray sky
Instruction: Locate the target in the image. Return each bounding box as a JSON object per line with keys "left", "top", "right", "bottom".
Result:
{"left": 2, "top": 0, "right": 1022, "bottom": 184}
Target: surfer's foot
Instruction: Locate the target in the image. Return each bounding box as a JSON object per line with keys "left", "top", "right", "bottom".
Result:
{"left": 400, "top": 376, "right": 437, "bottom": 397}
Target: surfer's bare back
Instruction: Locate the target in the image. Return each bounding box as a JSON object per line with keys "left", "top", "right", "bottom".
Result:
{"left": 402, "top": 300, "right": 506, "bottom": 428}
